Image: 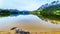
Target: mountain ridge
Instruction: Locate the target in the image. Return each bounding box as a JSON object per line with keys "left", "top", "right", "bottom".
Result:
{"left": 38, "top": 1, "right": 60, "bottom": 10}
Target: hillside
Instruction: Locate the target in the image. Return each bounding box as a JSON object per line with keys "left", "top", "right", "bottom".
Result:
{"left": 36, "top": 1, "right": 60, "bottom": 24}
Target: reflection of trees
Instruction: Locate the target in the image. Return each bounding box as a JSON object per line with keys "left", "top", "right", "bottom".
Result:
{"left": 0, "top": 9, "right": 19, "bottom": 17}
{"left": 51, "top": 20, "right": 60, "bottom": 24}
{"left": 30, "top": 4, "right": 60, "bottom": 24}
{"left": 0, "top": 9, "right": 10, "bottom": 17}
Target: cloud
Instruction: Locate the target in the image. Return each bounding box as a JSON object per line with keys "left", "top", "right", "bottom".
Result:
{"left": 0, "top": 0, "right": 3, "bottom": 8}
{"left": 0, "top": 0, "right": 59, "bottom": 11}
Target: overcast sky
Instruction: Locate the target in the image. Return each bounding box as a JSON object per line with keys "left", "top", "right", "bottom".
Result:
{"left": 0, "top": 0, "right": 59, "bottom": 11}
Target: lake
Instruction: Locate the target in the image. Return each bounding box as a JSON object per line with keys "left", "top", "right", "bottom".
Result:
{"left": 0, "top": 14, "right": 60, "bottom": 32}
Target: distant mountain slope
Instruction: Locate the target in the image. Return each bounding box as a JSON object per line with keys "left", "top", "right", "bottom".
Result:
{"left": 40, "top": 4, "right": 60, "bottom": 15}
{"left": 37, "top": 1, "right": 60, "bottom": 16}
{"left": 9, "top": 9, "right": 20, "bottom": 12}
{"left": 35, "top": 1, "right": 60, "bottom": 24}
{"left": 38, "top": 1, "right": 60, "bottom": 10}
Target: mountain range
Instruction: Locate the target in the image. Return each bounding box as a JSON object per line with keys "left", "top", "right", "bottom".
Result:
{"left": 38, "top": 1, "right": 60, "bottom": 10}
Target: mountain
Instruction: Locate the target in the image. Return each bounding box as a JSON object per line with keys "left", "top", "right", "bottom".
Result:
{"left": 34, "top": 1, "right": 60, "bottom": 24}
{"left": 9, "top": 9, "right": 20, "bottom": 12}
{"left": 38, "top": 1, "right": 60, "bottom": 10}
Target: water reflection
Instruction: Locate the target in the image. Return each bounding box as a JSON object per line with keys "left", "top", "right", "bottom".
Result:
{"left": 0, "top": 14, "right": 40, "bottom": 30}
{"left": 0, "top": 14, "right": 20, "bottom": 17}
{"left": 0, "top": 14, "right": 60, "bottom": 32}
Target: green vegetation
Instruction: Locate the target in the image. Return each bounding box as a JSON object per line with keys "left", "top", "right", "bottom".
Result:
{"left": 0, "top": 9, "right": 10, "bottom": 17}
{"left": 33, "top": 4, "right": 60, "bottom": 24}
{"left": 0, "top": 9, "right": 19, "bottom": 17}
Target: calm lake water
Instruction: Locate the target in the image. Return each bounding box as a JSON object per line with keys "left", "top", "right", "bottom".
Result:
{"left": 0, "top": 14, "right": 60, "bottom": 31}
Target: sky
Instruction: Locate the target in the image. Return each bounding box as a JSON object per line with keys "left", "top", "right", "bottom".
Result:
{"left": 0, "top": 0, "right": 59, "bottom": 11}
